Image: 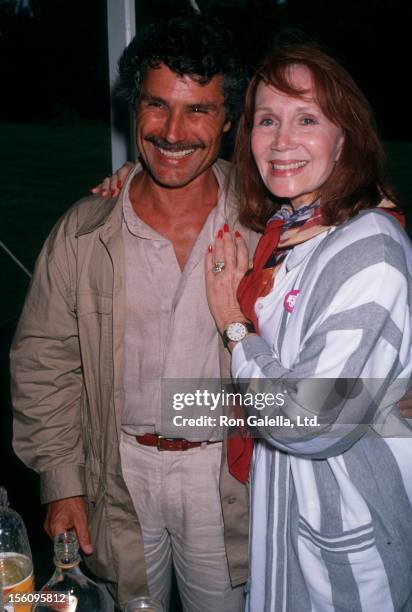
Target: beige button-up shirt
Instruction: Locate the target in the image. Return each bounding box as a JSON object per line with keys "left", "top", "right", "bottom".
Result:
{"left": 121, "top": 164, "right": 231, "bottom": 440}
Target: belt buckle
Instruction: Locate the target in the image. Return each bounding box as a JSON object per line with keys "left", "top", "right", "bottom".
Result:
{"left": 156, "top": 435, "right": 187, "bottom": 451}
{"left": 156, "top": 435, "right": 178, "bottom": 451}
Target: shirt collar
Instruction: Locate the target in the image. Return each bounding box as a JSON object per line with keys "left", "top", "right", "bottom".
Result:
{"left": 122, "top": 161, "right": 231, "bottom": 240}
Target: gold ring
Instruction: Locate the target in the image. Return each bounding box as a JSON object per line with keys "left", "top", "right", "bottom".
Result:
{"left": 212, "top": 261, "right": 226, "bottom": 274}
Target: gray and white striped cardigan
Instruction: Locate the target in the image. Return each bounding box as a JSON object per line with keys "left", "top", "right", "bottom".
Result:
{"left": 232, "top": 209, "right": 412, "bottom": 612}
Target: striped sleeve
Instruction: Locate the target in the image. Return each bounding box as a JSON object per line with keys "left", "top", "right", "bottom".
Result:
{"left": 232, "top": 221, "right": 412, "bottom": 457}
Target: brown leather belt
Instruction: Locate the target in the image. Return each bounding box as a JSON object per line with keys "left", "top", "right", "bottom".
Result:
{"left": 136, "top": 433, "right": 221, "bottom": 451}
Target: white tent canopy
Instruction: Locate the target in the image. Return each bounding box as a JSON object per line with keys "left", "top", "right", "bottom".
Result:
{"left": 107, "top": 0, "right": 136, "bottom": 171}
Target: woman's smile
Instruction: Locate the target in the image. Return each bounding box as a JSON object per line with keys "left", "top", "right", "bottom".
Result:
{"left": 251, "top": 64, "right": 344, "bottom": 207}
{"left": 268, "top": 159, "right": 309, "bottom": 174}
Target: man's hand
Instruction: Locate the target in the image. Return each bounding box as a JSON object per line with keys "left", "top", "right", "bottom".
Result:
{"left": 90, "top": 161, "right": 135, "bottom": 198}
{"left": 397, "top": 387, "right": 412, "bottom": 419}
{"left": 44, "top": 496, "right": 93, "bottom": 555}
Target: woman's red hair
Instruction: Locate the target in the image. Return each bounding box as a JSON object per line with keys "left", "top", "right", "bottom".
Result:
{"left": 234, "top": 44, "right": 397, "bottom": 231}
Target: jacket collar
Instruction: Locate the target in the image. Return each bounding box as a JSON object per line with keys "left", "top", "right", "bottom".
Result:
{"left": 75, "top": 197, "right": 118, "bottom": 237}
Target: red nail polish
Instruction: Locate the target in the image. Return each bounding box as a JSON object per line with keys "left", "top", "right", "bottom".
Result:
{"left": 223, "top": 223, "right": 229, "bottom": 232}
{"left": 235, "top": 231, "right": 241, "bottom": 238}
{"left": 111, "top": 189, "right": 116, "bottom": 197}
{"left": 117, "top": 180, "right": 122, "bottom": 189}
{"left": 217, "top": 230, "right": 223, "bottom": 239}
{"left": 208, "top": 244, "right": 213, "bottom": 253}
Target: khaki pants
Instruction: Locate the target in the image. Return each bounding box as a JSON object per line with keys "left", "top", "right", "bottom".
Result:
{"left": 120, "top": 433, "right": 245, "bottom": 612}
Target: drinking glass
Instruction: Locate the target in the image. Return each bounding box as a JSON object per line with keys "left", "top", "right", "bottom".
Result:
{"left": 123, "top": 596, "right": 163, "bottom": 611}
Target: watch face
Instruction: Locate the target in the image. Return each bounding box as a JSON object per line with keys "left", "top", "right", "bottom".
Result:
{"left": 227, "top": 322, "right": 248, "bottom": 342}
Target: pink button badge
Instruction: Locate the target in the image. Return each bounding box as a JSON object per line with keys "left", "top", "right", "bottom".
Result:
{"left": 284, "top": 289, "right": 300, "bottom": 313}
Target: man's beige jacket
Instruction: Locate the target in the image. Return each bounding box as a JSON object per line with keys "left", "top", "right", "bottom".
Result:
{"left": 10, "top": 160, "right": 260, "bottom": 606}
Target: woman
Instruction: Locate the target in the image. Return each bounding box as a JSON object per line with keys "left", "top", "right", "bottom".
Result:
{"left": 205, "top": 45, "right": 412, "bottom": 611}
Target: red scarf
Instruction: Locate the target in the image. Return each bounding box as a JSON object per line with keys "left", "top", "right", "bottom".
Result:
{"left": 237, "top": 217, "right": 284, "bottom": 331}
{"left": 227, "top": 202, "right": 405, "bottom": 484}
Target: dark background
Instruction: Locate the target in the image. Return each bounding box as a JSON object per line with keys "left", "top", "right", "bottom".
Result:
{"left": 0, "top": 0, "right": 410, "bottom": 608}
{"left": 1, "top": 0, "right": 411, "bottom": 138}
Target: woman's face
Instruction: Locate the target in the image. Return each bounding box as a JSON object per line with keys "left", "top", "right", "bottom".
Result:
{"left": 251, "top": 64, "right": 345, "bottom": 208}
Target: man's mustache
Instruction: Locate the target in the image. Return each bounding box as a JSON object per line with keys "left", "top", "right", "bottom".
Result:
{"left": 144, "top": 135, "right": 205, "bottom": 152}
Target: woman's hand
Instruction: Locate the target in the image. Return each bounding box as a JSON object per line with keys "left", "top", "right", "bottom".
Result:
{"left": 397, "top": 387, "right": 412, "bottom": 418}
{"left": 90, "top": 161, "right": 135, "bottom": 197}
{"left": 205, "top": 224, "right": 249, "bottom": 335}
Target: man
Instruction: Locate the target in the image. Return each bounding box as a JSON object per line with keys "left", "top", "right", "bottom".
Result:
{"left": 10, "top": 15, "right": 259, "bottom": 611}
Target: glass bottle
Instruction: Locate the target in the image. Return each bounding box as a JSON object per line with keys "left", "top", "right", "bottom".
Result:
{"left": 35, "top": 530, "right": 110, "bottom": 611}
{"left": 123, "top": 597, "right": 164, "bottom": 612}
{"left": 0, "top": 486, "right": 34, "bottom": 612}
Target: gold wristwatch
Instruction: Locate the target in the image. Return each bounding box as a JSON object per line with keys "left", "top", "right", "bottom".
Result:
{"left": 222, "top": 321, "right": 255, "bottom": 347}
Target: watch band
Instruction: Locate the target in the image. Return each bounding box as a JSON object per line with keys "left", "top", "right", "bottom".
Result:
{"left": 222, "top": 321, "right": 256, "bottom": 348}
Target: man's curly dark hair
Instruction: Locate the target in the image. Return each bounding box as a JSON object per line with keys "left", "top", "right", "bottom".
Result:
{"left": 117, "top": 15, "right": 247, "bottom": 122}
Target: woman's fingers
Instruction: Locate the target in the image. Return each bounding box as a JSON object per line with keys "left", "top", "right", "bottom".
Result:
{"left": 109, "top": 174, "right": 121, "bottom": 196}
{"left": 222, "top": 223, "right": 236, "bottom": 269}
{"left": 235, "top": 231, "right": 249, "bottom": 275}
{"left": 221, "top": 225, "right": 249, "bottom": 274}
{"left": 90, "top": 161, "right": 135, "bottom": 197}
{"left": 90, "top": 175, "right": 111, "bottom": 196}
{"left": 212, "top": 225, "right": 249, "bottom": 273}
{"left": 108, "top": 161, "right": 134, "bottom": 196}
{"left": 213, "top": 227, "right": 225, "bottom": 267}
{"left": 205, "top": 245, "right": 215, "bottom": 283}
{"left": 205, "top": 228, "right": 248, "bottom": 335}
{"left": 118, "top": 161, "right": 135, "bottom": 183}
